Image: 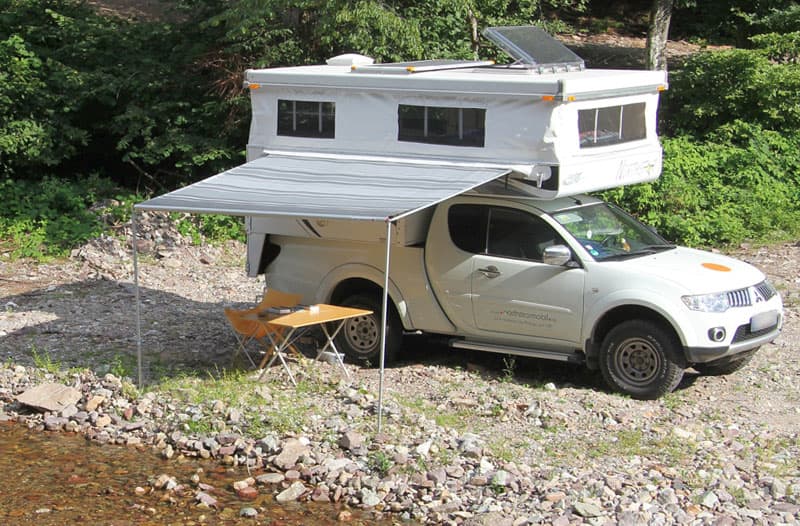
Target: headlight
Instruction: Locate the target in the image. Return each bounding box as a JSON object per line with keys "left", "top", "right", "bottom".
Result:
{"left": 682, "top": 292, "right": 730, "bottom": 313}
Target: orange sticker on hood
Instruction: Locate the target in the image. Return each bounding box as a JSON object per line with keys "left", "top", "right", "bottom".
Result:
{"left": 702, "top": 262, "right": 731, "bottom": 272}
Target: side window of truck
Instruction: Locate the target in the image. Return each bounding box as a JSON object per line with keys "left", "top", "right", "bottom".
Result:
{"left": 448, "top": 204, "right": 562, "bottom": 262}
{"left": 486, "top": 207, "right": 561, "bottom": 261}
{"left": 448, "top": 204, "right": 488, "bottom": 253}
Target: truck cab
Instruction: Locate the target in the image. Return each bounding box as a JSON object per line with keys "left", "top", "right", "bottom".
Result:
{"left": 259, "top": 188, "right": 782, "bottom": 399}
{"left": 423, "top": 192, "right": 782, "bottom": 398}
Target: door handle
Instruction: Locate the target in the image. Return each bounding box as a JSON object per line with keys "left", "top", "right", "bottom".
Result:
{"left": 477, "top": 265, "right": 501, "bottom": 278}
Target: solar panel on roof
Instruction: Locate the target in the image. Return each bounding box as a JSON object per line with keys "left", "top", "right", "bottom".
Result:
{"left": 483, "top": 26, "right": 584, "bottom": 72}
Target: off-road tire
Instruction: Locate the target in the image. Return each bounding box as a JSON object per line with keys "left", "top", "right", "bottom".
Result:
{"left": 599, "top": 320, "right": 684, "bottom": 400}
{"left": 334, "top": 293, "right": 402, "bottom": 366}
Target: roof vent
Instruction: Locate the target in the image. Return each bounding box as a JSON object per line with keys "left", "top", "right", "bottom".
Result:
{"left": 326, "top": 54, "right": 375, "bottom": 67}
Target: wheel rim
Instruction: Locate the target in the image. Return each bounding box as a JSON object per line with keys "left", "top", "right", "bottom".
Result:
{"left": 343, "top": 314, "right": 380, "bottom": 356}
{"left": 614, "top": 337, "right": 661, "bottom": 387}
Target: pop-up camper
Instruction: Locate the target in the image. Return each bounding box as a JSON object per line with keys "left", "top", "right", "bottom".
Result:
{"left": 137, "top": 27, "right": 781, "bottom": 399}
{"left": 242, "top": 26, "right": 666, "bottom": 252}
{"left": 245, "top": 26, "right": 666, "bottom": 196}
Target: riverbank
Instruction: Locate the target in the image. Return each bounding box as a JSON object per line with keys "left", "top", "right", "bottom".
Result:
{"left": 1, "top": 228, "right": 799, "bottom": 524}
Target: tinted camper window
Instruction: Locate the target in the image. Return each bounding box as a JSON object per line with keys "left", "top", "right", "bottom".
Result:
{"left": 277, "top": 100, "right": 335, "bottom": 138}
{"left": 398, "top": 105, "right": 485, "bottom": 147}
{"left": 578, "top": 102, "right": 645, "bottom": 148}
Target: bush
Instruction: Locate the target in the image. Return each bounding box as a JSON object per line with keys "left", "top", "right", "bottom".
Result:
{"left": 0, "top": 32, "right": 87, "bottom": 174}
{"left": 663, "top": 41, "right": 800, "bottom": 137}
{"left": 0, "top": 176, "right": 110, "bottom": 258}
{"left": 602, "top": 123, "right": 800, "bottom": 247}
{"left": 0, "top": 0, "right": 244, "bottom": 188}
{"left": 173, "top": 213, "right": 245, "bottom": 244}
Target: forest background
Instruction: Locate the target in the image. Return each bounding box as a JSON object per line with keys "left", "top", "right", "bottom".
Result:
{"left": 1, "top": 0, "right": 800, "bottom": 259}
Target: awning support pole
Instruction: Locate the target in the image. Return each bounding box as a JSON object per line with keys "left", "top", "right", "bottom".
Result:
{"left": 378, "top": 219, "right": 392, "bottom": 434}
{"left": 132, "top": 209, "right": 143, "bottom": 388}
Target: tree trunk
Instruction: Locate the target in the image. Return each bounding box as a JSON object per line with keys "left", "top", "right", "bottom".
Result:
{"left": 468, "top": 8, "right": 480, "bottom": 58}
{"left": 646, "top": 0, "right": 673, "bottom": 70}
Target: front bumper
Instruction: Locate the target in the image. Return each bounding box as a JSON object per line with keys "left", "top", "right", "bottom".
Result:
{"left": 685, "top": 318, "right": 782, "bottom": 363}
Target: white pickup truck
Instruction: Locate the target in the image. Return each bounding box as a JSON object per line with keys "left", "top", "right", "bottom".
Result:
{"left": 231, "top": 27, "right": 783, "bottom": 398}
{"left": 257, "top": 190, "right": 782, "bottom": 399}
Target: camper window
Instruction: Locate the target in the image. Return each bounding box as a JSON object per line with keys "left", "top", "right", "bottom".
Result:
{"left": 398, "top": 105, "right": 485, "bottom": 147}
{"left": 578, "top": 102, "right": 645, "bottom": 148}
{"left": 277, "top": 100, "right": 335, "bottom": 138}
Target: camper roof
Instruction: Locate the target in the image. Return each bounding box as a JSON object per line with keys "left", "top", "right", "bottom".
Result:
{"left": 245, "top": 26, "right": 666, "bottom": 101}
{"left": 246, "top": 65, "right": 665, "bottom": 101}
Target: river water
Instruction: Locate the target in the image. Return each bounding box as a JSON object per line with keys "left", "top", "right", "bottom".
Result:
{"left": 0, "top": 422, "right": 391, "bottom": 525}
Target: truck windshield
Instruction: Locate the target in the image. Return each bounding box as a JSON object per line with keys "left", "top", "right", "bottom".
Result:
{"left": 551, "top": 202, "right": 674, "bottom": 261}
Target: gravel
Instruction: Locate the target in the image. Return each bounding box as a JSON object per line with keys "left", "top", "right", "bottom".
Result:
{"left": 0, "top": 217, "right": 798, "bottom": 524}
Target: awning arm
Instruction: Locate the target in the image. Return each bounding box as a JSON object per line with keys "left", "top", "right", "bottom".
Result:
{"left": 377, "top": 218, "right": 392, "bottom": 434}
{"left": 132, "top": 209, "right": 144, "bottom": 388}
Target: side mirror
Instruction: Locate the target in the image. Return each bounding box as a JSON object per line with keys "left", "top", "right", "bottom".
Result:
{"left": 543, "top": 244, "right": 572, "bottom": 266}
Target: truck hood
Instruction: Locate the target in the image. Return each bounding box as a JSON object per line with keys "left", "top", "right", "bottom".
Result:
{"left": 616, "top": 246, "right": 766, "bottom": 293}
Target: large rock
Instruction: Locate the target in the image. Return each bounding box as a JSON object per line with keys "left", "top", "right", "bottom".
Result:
{"left": 16, "top": 383, "right": 81, "bottom": 412}
{"left": 338, "top": 430, "right": 364, "bottom": 450}
{"left": 573, "top": 501, "right": 604, "bottom": 518}
{"left": 274, "top": 439, "right": 310, "bottom": 470}
{"left": 276, "top": 481, "right": 306, "bottom": 503}
{"left": 256, "top": 473, "right": 285, "bottom": 485}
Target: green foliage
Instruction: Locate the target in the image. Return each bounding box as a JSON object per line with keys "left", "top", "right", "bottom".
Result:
{"left": 671, "top": 0, "right": 799, "bottom": 45}
{"left": 109, "top": 354, "right": 136, "bottom": 379}
{"left": 750, "top": 30, "right": 800, "bottom": 62}
{"left": 1, "top": 0, "right": 244, "bottom": 187}
{"left": 195, "top": 0, "right": 589, "bottom": 67}
{"left": 634, "top": 33, "right": 800, "bottom": 247}
{"left": 173, "top": 214, "right": 246, "bottom": 244}
{"left": 602, "top": 123, "right": 800, "bottom": 247}
{"left": 664, "top": 47, "right": 800, "bottom": 136}
{"left": 367, "top": 450, "right": 394, "bottom": 476}
{"left": 0, "top": 176, "right": 111, "bottom": 258}
{"left": 0, "top": 31, "right": 86, "bottom": 173}
{"left": 738, "top": 0, "right": 800, "bottom": 38}
{"left": 31, "top": 345, "right": 61, "bottom": 374}
{"left": 501, "top": 356, "right": 517, "bottom": 382}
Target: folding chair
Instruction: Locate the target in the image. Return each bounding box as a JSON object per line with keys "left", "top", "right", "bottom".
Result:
{"left": 223, "top": 289, "right": 303, "bottom": 368}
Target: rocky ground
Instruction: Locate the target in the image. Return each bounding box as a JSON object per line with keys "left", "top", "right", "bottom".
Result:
{"left": 0, "top": 215, "right": 798, "bottom": 525}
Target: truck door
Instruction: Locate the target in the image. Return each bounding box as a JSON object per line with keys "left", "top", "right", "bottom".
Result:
{"left": 461, "top": 205, "right": 585, "bottom": 344}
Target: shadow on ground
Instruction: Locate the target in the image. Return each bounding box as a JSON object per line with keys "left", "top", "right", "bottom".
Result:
{"left": 0, "top": 278, "right": 251, "bottom": 382}
{"left": 2, "top": 277, "right": 693, "bottom": 397}
{"left": 394, "top": 334, "right": 609, "bottom": 394}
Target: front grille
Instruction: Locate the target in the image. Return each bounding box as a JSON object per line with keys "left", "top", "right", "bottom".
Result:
{"left": 732, "top": 322, "right": 779, "bottom": 343}
{"left": 725, "top": 281, "right": 776, "bottom": 309}
{"left": 726, "top": 288, "right": 751, "bottom": 308}
{"left": 754, "top": 280, "right": 777, "bottom": 302}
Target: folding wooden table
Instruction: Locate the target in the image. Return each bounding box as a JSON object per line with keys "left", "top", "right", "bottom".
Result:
{"left": 256, "top": 304, "right": 372, "bottom": 385}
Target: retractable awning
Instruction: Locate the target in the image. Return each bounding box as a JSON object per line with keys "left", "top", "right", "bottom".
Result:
{"left": 132, "top": 151, "right": 514, "bottom": 432}
{"left": 135, "top": 151, "right": 514, "bottom": 222}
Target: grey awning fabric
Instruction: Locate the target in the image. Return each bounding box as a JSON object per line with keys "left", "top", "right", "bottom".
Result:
{"left": 135, "top": 153, "right": 512, "bottom": 222}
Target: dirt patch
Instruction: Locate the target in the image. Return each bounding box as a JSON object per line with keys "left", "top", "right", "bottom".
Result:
{"left": 85, "top": 0, "right": 177, "bottom": 21}
{"left": 562, "top": 32, "right": 729, "bottom": 69}
{"left": 1, "top": 229, "right": 798, "bottom": 426}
